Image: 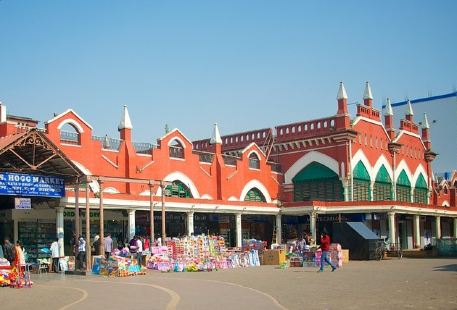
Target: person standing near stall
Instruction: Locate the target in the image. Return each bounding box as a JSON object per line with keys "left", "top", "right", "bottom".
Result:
{"left": 50, "top": 238, "right": 60, "bottom": 272}
{"left": 77, "top": 236, "right": 86, "bottom": 270}
{"left": 3, "top": 238, "right": 15, "bottom": 267}
{"left": 104, "top": 233, "right": 113, "bottom": 259}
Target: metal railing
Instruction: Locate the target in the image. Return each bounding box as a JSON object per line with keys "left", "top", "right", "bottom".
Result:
{"left": 193, "top": 151, "right": 214, "bottom": 163}
{"left": 133, "top": 142, "right": 156, "bottom": 155}
{"left": 169, "top": 146, "right": 185, "bottom": 159}
{"left": 60, "top": 131, "right": 80, "bottom": 145}
{"left": 223, "top": 154, "right": 238, "bottom": 166}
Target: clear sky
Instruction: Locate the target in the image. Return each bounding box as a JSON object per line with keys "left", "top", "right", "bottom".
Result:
{"left": 0, "top": 1, "right": 456, "bottom": 143}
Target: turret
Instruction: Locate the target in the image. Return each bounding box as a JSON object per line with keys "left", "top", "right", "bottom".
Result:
{"left": 384, "top": 98, "right": 395, "bottom": 140}
{"left": 210, "top": 123, "right": 222, "bottom": 154}
{"left": 337, "top": 82, "right": 348, "bottom": 115}
{"left": 405, "top": 100, "right": 414, "bottom": 122}
{"left": 118, "top": 105, "right": 133, "bottom": 141}
{"left": 363, "top": 82, "right": 373, "bottom": 107}
{"left": 421, "top": 113, "right": 431, "bottom": 149}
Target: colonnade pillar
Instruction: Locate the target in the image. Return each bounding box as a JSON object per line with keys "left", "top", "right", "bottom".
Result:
{"left": 236, "top": 213, "right": 242, "bottom": 248}
{"left": 128, "top": 209, "right": 136, "bottom": 240}
{"left": 413, "top": 214, "right": 420, "bottom": 248}
{"left": 435, "top": 216, "right": 441, "bottom": 240}
{"left": 388, "top": 212, "right": 396, "bottom": 244}
{"left": 275, "top": 214, "right": 282, "bottom": 244}
{"left": 56, "top": 207, "right": 65, "bottom": 257}
{"left": 187, "top": 212, "right": 194, "bottom": 236}
{"left": 309, "top": 212, "right": 317, "bottom": 245}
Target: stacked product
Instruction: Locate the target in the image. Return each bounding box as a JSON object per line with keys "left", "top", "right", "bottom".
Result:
{"left": 147, "top": 235, "right": 260, "bottom": 272}
{"left": 93, "top": 255, "right": 146, "bottom": 277}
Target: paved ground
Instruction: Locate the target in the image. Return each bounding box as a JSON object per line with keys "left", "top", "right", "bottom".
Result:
{"left": 1, "top": 258, "right": 456, "bottom": 310}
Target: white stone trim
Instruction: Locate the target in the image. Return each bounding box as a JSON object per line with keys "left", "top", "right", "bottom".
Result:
{"left": 395, "top": 160, "right": 413, "bottom": 184}
{"left": 160, "top": 171, "right": 200, "bottom": 198}
{"left": 284, "top": 150, "right": 339, "bottom": 184}
{"left": 372, "top": 154, "right": 394, "bottom": 182}
{"left": 201, "top": 194, "right": 213, "bottom": 200}
{"left": 393, "top": 130, "right": 427, "bottom": 149}
{"left": 161, "top": 128, "right": 193, "bottom": 147}
{"left": 239, "top": 179, "right": 272, "bottom": 203}
{"left": 228, "top": 196, "right": 238, "bottom": 201}
{"left": 351, "top": 149, "right": 373, "bottom": 181}
{"left": 246, "top": 150, "right": 261, "bottom": 161}
{"left": 241, "top": 142, "right": 266, "bottom": 157}
{"left": 103, "top": 187, "right": 120, "bottom": 194}
{"left": 168, "top": 136, "right": 187, "bottom": 149}
{"left": 412, "top": 164, "right": 428, "bottom": 187}
{"left": 57, "top": 118, "right": 84, "bottom": 133}
{"left": 442, "top": 201, "right": 450, "bottom": 207}
{"left": 46, "top": 109, "right": 93, "bottom": 129}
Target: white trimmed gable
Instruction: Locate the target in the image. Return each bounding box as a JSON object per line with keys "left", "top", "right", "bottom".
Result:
{"left": 45, "top": 109, "right": 93, "bottom": 130}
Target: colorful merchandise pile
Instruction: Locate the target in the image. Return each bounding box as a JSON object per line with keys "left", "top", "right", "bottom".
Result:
{"left": 315, "top": 243, "right": 343, "bottom": 268}
{"left": 147, "top": 235, "right": 260, "bottom": 272}
{"left": 0, "top": 258, "right": 32, "bottom": 288}
{"left": 92, "top": 255, "right": 146, "bottom": 277}
{"left": 242, "top": 239, "right": 267, "bottom": 252}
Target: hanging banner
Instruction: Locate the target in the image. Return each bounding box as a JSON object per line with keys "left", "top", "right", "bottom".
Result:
{"left": 0, "top": 172, "right": 65, "bottom": 197}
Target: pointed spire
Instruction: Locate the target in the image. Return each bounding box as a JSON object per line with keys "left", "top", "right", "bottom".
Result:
{"left": 363, "top": 81, "right": 373, "bottom": 100}
{"left": 210, "top": 123, "right": 222, "bottom": 144}
{"left": 337, "top": 82, "right": 348, "bottom": 100}
{"left": 384, "top": 98, "right": 393, "bottom": 116}
{"left": 422, "top": 113, "right": 430, "bottom": 129}
{"left": 118, "top": 105, "right": 133, "bottom": 130}
{"left": 406, "top": 100, "right": 414, "bottom": 116}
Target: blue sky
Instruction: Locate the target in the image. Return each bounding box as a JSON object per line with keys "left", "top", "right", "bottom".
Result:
{"left": 0, "top": 1, "right": 456, "bottom": 143}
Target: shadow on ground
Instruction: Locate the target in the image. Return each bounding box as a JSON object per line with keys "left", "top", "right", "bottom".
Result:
{"left": 433, "top": 264, "right": 457, "bottom": 272}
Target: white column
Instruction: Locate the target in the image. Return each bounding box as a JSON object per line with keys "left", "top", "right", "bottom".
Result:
{"left": 410, "top": 188, "right": 414, "bottom": 203}
{"left": 275, "top": 214, "right": 282, "bottom": 244}
{"left": 413, "top": 214, "right": 420, "bottom": 248}
{"left": 128, "top": 209, "right": 136, "bottom": 240}
{"left": 56, "top": 207, "right": 65, "bottom": 257}
{"left": 342, "top": 178, "right": 349, "bottom": 201}
{"left": 453, "top": 218, "right": 457, "bottom": 238}
{"left": 388, "top": 212, "right": 396, "bottom": 245}
{"left": 187, "top": 212, "right": 194, "bottom": 236}
{"left": 236, "top": 213, "right": 242, "bottom": 248}
{"left": 435, "top": 216, "right": 441, "bottom": 240}
{"left": 310, "top": 212, "right": 317, "bottom": 245}
{"left": 370, "top": 181, "right": 375, "bottom": 201}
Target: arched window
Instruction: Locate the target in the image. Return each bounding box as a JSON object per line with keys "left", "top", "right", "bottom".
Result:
{"left": 353, "top": 161, "right": 371, "bottom": 201}
{"left": 60, "top": 123, "right": 81, "bottom": 145}
{"left": 169, "top": 139, "right": 184, "bottom": 159}
{"left": 164, "top": 180, "right": 192, "bottom": 198}
{"left": 292, "top": 162, "right": 343, "bottom": 202}
{"left": 244, "top": 188, "right": 266, "bottom": 202}
{"left": 248, "top": 152, "right": 260, "bottom": 169}
{"left": 396, "top": 170, "right": 411, "bottom": 202}
{"left": 414, "top": 174, "right": 428, "bottom": 204}
{"left": 373, "top": 165, "right": 392, "bottom": 201}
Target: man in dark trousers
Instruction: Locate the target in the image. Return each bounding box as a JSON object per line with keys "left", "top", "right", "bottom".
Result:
{"left": 318, "top": 229, "right": 337, "bottom": 272}
{"left": 3, "top": 238, "right": 16, "bottom": 266}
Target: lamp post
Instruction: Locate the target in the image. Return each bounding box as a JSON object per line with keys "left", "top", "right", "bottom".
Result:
{"left": 160, "top": 181, "right": 166, "bottom": 241}
{"left": 149, "top": 180, "right": 154, "bottom": 248}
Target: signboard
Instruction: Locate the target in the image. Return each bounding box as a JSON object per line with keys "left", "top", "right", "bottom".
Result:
{"left": 0, "top": 172, "right": 65, "bottom": 198}
{"left": 15, "top": 197, "right": 31, "bottom": 209}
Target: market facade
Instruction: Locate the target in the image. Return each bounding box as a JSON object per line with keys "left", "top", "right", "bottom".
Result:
{"left": 1, "top": 82, "right": 457, "bottom": 261}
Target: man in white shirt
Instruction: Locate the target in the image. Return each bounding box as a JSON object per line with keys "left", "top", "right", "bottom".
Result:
{"left": 50, "top": 238, "right": 60, "bottom": 272}
{"left": 77, "top": 236, "right": 86, "bottom": 270}
{"left": 136, "top": 237, "right": 143, "bottom": 267}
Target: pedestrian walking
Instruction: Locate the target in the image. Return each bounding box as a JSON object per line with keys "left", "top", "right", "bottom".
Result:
{"left": 3, "top": 238, "right": 15, "bottom": 266}
{"left": 104, "top": 233, "right": 113, "bottom": 259}
{"left": 77, "top": 236, "right": 86, "bottom": 270}
{"left": 50, "top": 238, "right": 60, "bottom": 272}
{"left": 318, "top": 229, "right": 337, "bottom": 272}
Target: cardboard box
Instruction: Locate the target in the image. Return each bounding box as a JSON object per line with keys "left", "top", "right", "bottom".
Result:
{"left": 262, "top": 249, "right": 286, "bottom": 265}
{"left": 342, "top": 249, "right": 349, "bottom": 263}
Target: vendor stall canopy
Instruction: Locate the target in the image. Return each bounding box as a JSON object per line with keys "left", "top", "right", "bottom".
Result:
{"left": 0, "top": 128, "right": 83, "bottom": 183}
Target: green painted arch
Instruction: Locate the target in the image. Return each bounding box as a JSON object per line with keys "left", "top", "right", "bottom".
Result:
{"left": 244, "top": 187, "right": 266, "bottom": 202}
{"left": 415, "top": 174, "right": 428, "bottom": 189}
{"left": 165, "top": 180, "right": 193, "bottom": 198}
{"left": 292, "top": 161, "right": 339, "bottom": 182}
{"left": 353, "top": 161, "right": 371, "bottom": 181}
{"left": 396, "top": 170, "right": 411, "bottom": 187}
{"left": 375, "top": 165, "right": 392, "bottom": 184}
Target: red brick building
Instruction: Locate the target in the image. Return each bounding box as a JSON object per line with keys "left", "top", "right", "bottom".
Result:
{"left": 0, "top": 82, "right": 456, "bottom": 254}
